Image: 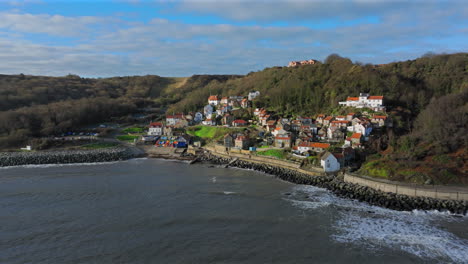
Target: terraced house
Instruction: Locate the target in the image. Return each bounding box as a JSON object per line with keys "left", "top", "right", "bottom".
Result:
{"left": 339, "top": 93, "right": 385, "bottom": 111}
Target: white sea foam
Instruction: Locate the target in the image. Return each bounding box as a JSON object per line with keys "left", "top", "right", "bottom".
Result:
{"left": 285, "top": 198, "right": 331, "bottom": 210}
{"left": 332, "top": 212, "right": 468, "bottom": 263}
{"left": 155, "top": 158, "right": 191, "bottom": 164}
{"left": 286, "top": 185, "right": 468, "bottom": 263}
{"left": 128, "top": 157, "right": 148, "bottom": 161}
{"left": 223, "top": 191, "right": 236, "bottom": 195}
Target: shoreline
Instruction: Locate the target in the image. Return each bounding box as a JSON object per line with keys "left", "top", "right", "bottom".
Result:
{"left": 196, "top": 152, "right": 468, "bottom": 215}
{"left": 2, "top": 146, "right": 466, "bottom": 215}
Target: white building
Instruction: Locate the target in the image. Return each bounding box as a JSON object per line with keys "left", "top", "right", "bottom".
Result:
{"left": 338, "top": 93, "right": 385, "bottom": 111}
{"left": 148, "top": 122, "right": 164, "bottom": 136}
{"left": 248, "top": 91, "right": 260, "bottom": 100}
{"left": 272, "top": 127, "right": 288, "bottom": 137}
{"left": 351, "top": 122, "right": 372, "bottom": 137}
{"left": 204, "top": 104, "right": 213, "bottom": 117}
{"left": 166, "top": 114, "right": 184, "bottom": 126}
{"left": 202, "top": 119, "right": 215, "bottom": 126}
{"left": 208, "top": 95, "right": 220, "bottom": 106}
{"left": 220, "top": 97, "right": 229, "bottom": 105}
{"left": 320, "top": 152, "right": 340, "bottom": 172}
{"left": 229, "top": 95, "right": 244, "bottom": 102}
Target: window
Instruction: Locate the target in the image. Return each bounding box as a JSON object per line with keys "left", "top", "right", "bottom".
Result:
{"left": 327, "top": 161, "right": 330, "bottom": 168}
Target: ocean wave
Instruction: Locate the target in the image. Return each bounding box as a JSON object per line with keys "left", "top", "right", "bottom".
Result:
{"left": 153, "top": 158, "right": 191, "bottom": 164}
{"left": 286, "top": 185, "right": 468, "bottom": 263}
{"left": 285, "top": 198, "right": 331, "bottom": 210}
{"left": 332, "top": 212, "right": 468, "bottom": 263}
{"left": 209, "top": 191, "right": 238, "bottom": 196}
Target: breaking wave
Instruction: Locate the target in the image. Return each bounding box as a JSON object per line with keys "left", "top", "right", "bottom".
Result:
{"left": 286, "top": 185, "right": 468, "bottom": 263}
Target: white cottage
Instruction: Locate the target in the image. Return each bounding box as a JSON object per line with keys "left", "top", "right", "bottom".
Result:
{"left": 208, "top": 95, "right": 220, "bottom": 106}
{"left": 248, "top": 91, "right": 260, "bottom": 100}
{"left": 148, "top": 122, "right": 164, "bottom": 136}
{"left": 320, "top": 152, "right": 341, "bottom": 172}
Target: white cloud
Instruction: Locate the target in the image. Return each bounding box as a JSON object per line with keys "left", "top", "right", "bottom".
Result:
{"left": 0, "top": 0, "right": 466, "bottom": 77}
{"left": 0, "top": 12, "right": 115, "bottom": 37}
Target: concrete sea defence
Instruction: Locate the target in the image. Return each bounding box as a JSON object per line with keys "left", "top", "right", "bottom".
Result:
{"left": 0, "top": 147, "right": 138, "bottom": 167}
{"left": 198, "top": 152, "right": 468, "bottom": 215}
{"left": 138, "top": 145, "right": 193, "bottom": 160}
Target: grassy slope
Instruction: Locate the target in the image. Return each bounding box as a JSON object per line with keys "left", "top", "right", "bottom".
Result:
{"left": 186, "top": 126, "right": 243, "bottom": 141}
{"left": 116, "top": 135, "right": 140, "bottom": 142}
{"left": 257, "top": 149, "right": 287, "bottom": 159}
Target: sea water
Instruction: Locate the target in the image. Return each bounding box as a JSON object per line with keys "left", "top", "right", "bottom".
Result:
{"left": 1, "top": 159, "right": 467, "bottom": 263}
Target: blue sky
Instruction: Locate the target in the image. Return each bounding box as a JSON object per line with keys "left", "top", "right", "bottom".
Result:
{"left": 0, "top": 0, "right": 466, "bottom": 77}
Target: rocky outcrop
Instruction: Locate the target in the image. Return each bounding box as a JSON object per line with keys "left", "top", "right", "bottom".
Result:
{"left": 199, "top": 153, "right": 468, "bottom": 215}
{"left": 0, "top": 147, "right": 137, "bottom": 167}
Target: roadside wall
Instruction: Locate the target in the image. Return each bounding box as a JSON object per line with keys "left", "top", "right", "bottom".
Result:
{"left": 206, "top": 146, "right": 325, "bottom": 176}
{"left": 344, "top": 173, "right": 468, "bottom": 201}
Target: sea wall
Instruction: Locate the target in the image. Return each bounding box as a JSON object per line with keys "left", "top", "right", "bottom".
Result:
{"left": 344, "top": 173, "right": 468, "bottom": 202}
{"left": 205, "top": 146, "right": 323, "bottom": 175}
{"left": 198, "top": 152, "right": 332, "bottom": 186}
{"left": 0, "top": 147, "right": 136, "bottom": 167}
{"left": 200, "top": 152, "right": 468, "bottom": 215}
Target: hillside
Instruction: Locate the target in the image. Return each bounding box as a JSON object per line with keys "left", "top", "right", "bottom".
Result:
{"left": 0, "top": 53, "right": 466, "bottom": 184}
{"left": 0, "top": 74, "right": 240, "bottom": 147}
{"left": 168, "top": 53, "right": 466, "bottom": 118}
{"left": 165, "top": 53, "right": 467, "bottom": 184}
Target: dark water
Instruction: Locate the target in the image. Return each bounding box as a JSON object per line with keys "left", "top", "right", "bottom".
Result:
{"left": 1, "top": 158, "right": 467, "bottom": 264}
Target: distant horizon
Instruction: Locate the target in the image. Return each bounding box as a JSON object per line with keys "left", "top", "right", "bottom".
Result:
{"left": 0, "top": 51, "right": 464, "bottom": 79}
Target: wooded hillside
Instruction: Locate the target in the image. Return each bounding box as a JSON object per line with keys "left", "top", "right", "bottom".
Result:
{"left": 0, "top": 74, "right": 240, "bottom": 147}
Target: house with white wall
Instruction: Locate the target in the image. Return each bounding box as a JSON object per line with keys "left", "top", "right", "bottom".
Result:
{"left": 166, "top": 114, "right": 184, "bottom": 126}
{"left": 208, "top": 95, "right": 220, "bottom": 106}
{"left": 338, "top": 93, "right": 385, "bottom": 111}
{"left": 248, "top": 91, "right": 260, "bottom": 100}
{"left": 148, "top": 122, "right": 164, "bottom": 136}
{"left": 320, "top": 152, "right": 341, "bottom": 172}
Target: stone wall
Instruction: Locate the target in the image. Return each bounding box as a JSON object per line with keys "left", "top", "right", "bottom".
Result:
{"left": 0, "top": 147, "right": 136, "bottom": 167}
{"left": 344, "top": 173, "right": 468, "bottom": 201}
{"left": 199, "top": 152, "right": 468, "bottom": 215}
{"left": 206, "top": 146, "right": 323, "bottom": 175}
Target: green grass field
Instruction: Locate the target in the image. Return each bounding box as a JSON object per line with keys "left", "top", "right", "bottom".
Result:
{"left": 122, "top": 127, "right": 145, "bottom": 133}
{"left": 81, "top": 142, "right": 119, "bottom": 149}
{"left": 186, "top": 126, "right": 241, "bottom": 140}
{"left": 116, "top": 135, "right": 140, "bottom": 142}
{"left": 359, "top": 160, "right": 392, "bottom": 179}
{"left": 257, "top": 149, "right": 287, "bottom": 159}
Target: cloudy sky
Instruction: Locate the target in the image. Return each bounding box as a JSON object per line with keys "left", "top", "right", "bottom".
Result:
{"left": 0, "top": 0, "right": 466, "bottom": 77}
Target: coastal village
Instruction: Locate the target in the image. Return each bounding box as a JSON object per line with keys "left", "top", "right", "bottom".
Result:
{"left": 2, "top": 57, "right": 466, "bottom": 216}
{"left": 140, "top": 86, "right": 391, "bottom": 174}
